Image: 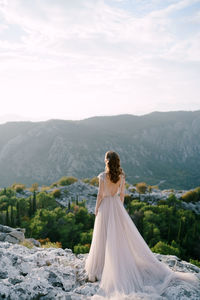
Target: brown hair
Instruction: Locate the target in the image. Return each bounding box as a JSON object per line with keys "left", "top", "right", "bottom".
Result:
{"left": 104, "top": 150, "right": 125, "bottom": 183}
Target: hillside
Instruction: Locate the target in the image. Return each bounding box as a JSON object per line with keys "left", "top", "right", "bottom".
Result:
{"left": 0, "top": 110, "right": 200, "bottom": 189}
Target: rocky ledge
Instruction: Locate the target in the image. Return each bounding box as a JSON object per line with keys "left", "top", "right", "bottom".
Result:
{"left": 0, "top": 241, "right": 200, "bottom": 300}
{"left": 0, "top": 224, "right": 25, "bottom": 244}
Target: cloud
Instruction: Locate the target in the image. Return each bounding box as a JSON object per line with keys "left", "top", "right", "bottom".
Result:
{"left": 0, "top": 0, "right": 199, "bottom": 119}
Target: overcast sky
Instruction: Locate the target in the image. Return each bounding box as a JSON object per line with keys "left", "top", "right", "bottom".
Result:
{"left": 0, "top": 0, "right": 200, "bottom": 122}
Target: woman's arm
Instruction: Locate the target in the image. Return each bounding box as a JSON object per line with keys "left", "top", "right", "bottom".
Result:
{"left": 120, "top": 175, "right": 125, "bottom": 204}
{"left": 95, "top": 176, "right": 104, "bottom": 216}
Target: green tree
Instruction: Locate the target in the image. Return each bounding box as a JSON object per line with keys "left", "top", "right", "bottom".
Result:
{"left": 36, "top": 192, "right": 57, "bottom": 209}
{"left": 16, "top": 200, "right": 21, "bottom": 226}
{"left": 32, "top": 190, "right": 37, "bottom": 214}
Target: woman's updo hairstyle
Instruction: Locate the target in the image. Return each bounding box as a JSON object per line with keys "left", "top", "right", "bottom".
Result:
{"left": 105, "top": 150, "right": 125, "bottom": 183}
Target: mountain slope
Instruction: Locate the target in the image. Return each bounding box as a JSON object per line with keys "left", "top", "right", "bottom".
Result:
{"left": 0, "top": 110, "right": 200, "bottom": 189}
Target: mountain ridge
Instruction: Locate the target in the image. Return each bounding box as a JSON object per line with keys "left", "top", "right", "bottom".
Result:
{"left": 0, "top": 110, "right": 200, "bottom": 189}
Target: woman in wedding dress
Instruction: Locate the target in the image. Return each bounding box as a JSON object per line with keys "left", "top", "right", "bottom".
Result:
{"left": 84, "top": 151, "right": 199, "bottom": 299}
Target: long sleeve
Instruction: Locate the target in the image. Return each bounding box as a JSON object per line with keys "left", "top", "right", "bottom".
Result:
{"left": 95, "top": 173, "right": 104, "bottom": 212}
{"left": 120, "top": 175, "right": 125, "bottom": 203}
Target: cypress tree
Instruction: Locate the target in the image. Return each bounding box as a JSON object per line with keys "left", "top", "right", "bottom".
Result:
{"left": 6, "top": 207, "right": 9, "bottom": 226}
{"left": 177, "top": 218, "right": 182, "bottom": 243}
{"left": 32, "top": 190, "right": 37, "bottom": 214}
{"left": 29, "top": 197, "right": 32, "bottom": 217}
{"left": 16, "top": 200, "right": 21, "bottom": 226}
{"left": 10, "top": 205, "right": 14, "bottom": 227}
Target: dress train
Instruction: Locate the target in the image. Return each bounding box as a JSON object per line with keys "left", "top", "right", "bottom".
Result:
{"left": 84, "top": 173, "right": 199, "bottom": 299}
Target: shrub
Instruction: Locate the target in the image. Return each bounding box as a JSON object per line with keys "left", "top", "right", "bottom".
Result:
{"left": 90, "top": 177, "right": 99, "bottom": 186}
{"left": 82, "top": 178, "right": 90, "bottom": 184}
{"left": 151, "top": 241, "right": 180, "bottom": 257}
{"left": 136, "top": 182, "right": 148, "bottom": 194}
{"left": 189, "top": 259, "right": 200, "bottom": 268}
{"left": 52, "top": 189, "right": 61, "bottom": 198}
{"left": 38, "top": 237, "right": 62, "bottom": 248}
{"left": 194, "top": 187, "right": 200, "bottom": 198}
{"left": 42, "top": 241, "right": 62, "bottom": 248}
{"left": 74, "top": 243, "right": 90, "bottom": 254}
{"left": 58, "top": 176, "right": 78, "bottom": 186}
{"left": 20, "top": 240, "right": 34, "bottom": 249}
{"left": 14, "top": 184, "right": 26, "bottom": 193}
{"left": 41, "top": 185, "right": 50, "bottom": 192}
{"left": 181, "top": 190, "right": 198, "bottom": 203}
{"left": 38, "top": 237, "right": 50, "bottom": 245}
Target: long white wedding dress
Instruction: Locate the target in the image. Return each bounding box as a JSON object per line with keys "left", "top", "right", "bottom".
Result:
{"left": 84, "top": 171, "right": 199, "bottom": 299}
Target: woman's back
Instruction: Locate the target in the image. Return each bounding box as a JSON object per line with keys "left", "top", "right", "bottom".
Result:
{"left": 100, "top": 172, "right": 124, "bottom": 198}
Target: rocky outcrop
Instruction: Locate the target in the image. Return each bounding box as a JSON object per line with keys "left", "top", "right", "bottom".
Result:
{"left": 11, "top": 180, "right": 200, "bottom": 215}
{"left": 0, "top": 241, "right": 199, "bottom": 299}
{"left": 0, "top": 225, "right": 25, "bottom": 244}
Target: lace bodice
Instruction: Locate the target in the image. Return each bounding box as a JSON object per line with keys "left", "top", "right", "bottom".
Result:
{"left": 97, "top": 171, "right": 125, "bottom": 198}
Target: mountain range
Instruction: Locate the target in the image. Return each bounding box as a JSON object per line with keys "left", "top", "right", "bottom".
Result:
{"left": 0, "top": 110, "right": 200, "bottom": 189}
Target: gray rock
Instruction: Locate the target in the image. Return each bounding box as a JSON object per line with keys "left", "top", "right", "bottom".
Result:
{"left": 0, "top": 224, "right": 13, "bottom": 233}
{"left": 0, "top": 241, "right": 199, "bottom": 299}
{"left": 26, "top": 238, "right": 41, "bottom": 247}
{"left": 5, "top": 234, "right": 19, "bottom": 244}
{"left": 0, "top": 270, "right": 8, "bottom": 279}
{"left": 15, "top": 227, "right": 26, "bottom": 234}
{"left": 0, "top": 225, "right": 25, "bottom": 244}
{"left": 8, "top": 230, "right": 25, "bottom": 242}
{"left": 0, "top": 232, "right": 6, "bottom": 241}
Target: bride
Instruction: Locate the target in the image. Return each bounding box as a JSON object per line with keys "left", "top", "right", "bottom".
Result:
{"left": 84, "top": 150, "right": 199, "bottom": 299}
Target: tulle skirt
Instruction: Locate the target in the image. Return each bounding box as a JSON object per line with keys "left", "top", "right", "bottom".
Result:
{"left": 84, "top": 194, "right": 199, "bottom": 299}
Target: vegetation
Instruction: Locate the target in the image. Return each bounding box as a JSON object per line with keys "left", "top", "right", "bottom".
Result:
{"left": 51, "top": 189, "right": 61, "bottom": 198}
{"left": 0, "top": 180, "right": 200, "bottom": 266}
{"left": 20, "top": 239, "right": 34, "bottom": 249}
{"left": 38, "top": 238, "right": 62, "bottom": 248}
{"left": 181, "top": 188, "right": 200, "bottom": 203}
{"left": 124, "top": 193, "right": 200, "bottom": 262}
{"left": 82, "top": 177, "right": 99, "bottom": 186}
{"left": 58, "top": 176, "right": 78, "bottom": 186}
{"left": 189, "top": 259, "right": 200, "bottom": 268}
{"left": 89, "top": 177, "right": 99, "bottom": 186}
{"left": 136, "top": 182, "right": 148, "bottom": 200}
{"left": 12, "top": 183, "right": 26, "bottom": 193}
{"left": 0, "top": 186, "right": 94, "bottom": 252}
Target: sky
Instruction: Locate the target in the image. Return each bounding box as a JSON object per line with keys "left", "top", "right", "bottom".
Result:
{"left": 0, "top": 0, "right": 200, "bottom": 122}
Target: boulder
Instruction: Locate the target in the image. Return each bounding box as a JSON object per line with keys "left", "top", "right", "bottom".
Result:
{"left": 26, "top": 238, "right": 41, "bottom": 247}
{"left": 8, "top": 231, "right": 25, "bottom": 243}
{"left": 0, "top": 225, "right": 25, "bottom": 244}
